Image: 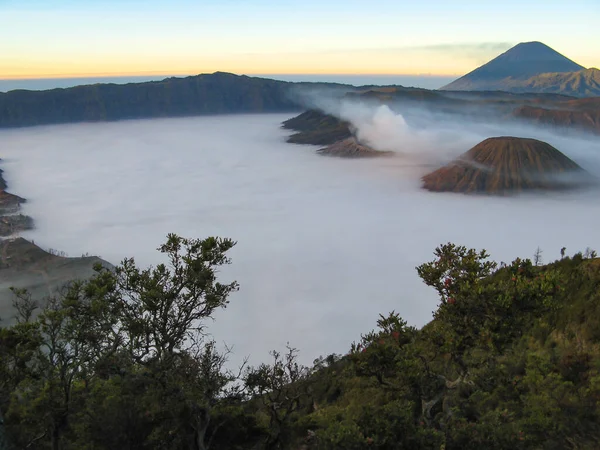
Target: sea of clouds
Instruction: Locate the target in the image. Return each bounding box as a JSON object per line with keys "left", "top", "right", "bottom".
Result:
{"left": 1, "top": 109, "right": 600, "bottom": 367}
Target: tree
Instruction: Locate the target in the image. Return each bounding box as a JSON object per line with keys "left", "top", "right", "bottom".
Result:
{"left": 533, "top": 247, "right": 543, "bottom": 266}
{"left": 245, "top": 345, "right": 311, "bottom": 449}
{"left": 416, "top": 243, "right": 562, "bottom": 369}
{"left": 113, "top": 234, "right": 238, "bottom": 364}
{"left": 1, "top": 234, "right": 240, "bottom": 450}
{"left": 350, "top": 312, "right": 417, "bottom": 389}
{"left": 3, "top": 238, "right": 592, "bottom": 449}
{"left": 110, "top": 234, "right": 240, "bottom": 449}
{"left": 416, "top": 243, "right": 497, "bottom": 373}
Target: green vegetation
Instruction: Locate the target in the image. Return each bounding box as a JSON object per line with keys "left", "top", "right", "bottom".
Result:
{"left": 2, "top": 235, "right": 600, "bottom": 449}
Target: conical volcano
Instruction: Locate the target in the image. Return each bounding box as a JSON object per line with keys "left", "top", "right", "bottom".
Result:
{"left": 441, "top": 42, "right": 584, "bottom": 91}
{"left": 422, "top": 137, "right": 592, "bottom": 195}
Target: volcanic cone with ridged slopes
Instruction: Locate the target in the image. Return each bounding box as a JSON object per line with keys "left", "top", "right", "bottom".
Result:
{"left": 422, "top": 137, "right": 592, "bottom": 195}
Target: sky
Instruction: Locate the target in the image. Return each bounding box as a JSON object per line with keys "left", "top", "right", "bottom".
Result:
{"left": 1, "top": 0, "right": 599, "bottom": 79}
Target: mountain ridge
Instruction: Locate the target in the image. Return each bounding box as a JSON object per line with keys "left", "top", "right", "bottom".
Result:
{"left": 0, "top": 72, "right": 307, "bottom": 128}
{"left": 512, "top": 67, "right": 600, "bottom": 97}
{"left": 1, "top": 68, "right": 599, "bottom": 131}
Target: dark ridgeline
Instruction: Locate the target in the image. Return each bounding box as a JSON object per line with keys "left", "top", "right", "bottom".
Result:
{"left": 0, "top": 72, "right": 307, "bottom": 128}
{"left": 1, "top": 52, "right": 600, "bottom": 132}
{"left": 422, "top": 137, "right": 593, "bottom": 195}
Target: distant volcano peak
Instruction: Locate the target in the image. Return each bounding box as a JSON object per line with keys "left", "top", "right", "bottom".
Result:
{"left": 495, "top": 41, "right": 579, "bottom": 64}
{"left": 441, "top": 42, "right": 585, "bottom": 92}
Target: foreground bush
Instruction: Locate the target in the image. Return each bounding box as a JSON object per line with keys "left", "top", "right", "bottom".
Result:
{"left": 1, "top": 238, "right": 599, "bottom": 449}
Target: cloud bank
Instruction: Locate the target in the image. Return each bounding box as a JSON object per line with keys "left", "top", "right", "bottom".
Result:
{"left": 1, "top": 112, "right": 599, "bottom": 368}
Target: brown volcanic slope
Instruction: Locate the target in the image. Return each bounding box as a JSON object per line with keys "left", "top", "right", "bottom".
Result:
{"left": 513, "top": 68, "right": 600, "bottom": 97}
{"left": 422, "top": 137, "right": 590, "bottom": 195}
{"left": 513, "top": 103, "right": 600, "bottom": 135}
{"left": 318, "top": 137, "right": 392, "bottom": 158}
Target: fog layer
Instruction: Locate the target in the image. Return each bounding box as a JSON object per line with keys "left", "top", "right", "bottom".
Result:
{"left": 1, "top": 113, "right": 600, "bottom": 366}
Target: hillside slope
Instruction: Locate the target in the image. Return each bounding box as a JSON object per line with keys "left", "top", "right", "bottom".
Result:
{"left": 290, "top": 248, "right": 600, "bottom": 449}
{"left": 0, "top": 238, "right": 113, "bottom": 325}
{"left": 3, "top": 236, "right": 600, "bottom": 448}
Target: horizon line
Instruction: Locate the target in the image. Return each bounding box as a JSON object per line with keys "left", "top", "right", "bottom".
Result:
{"left": 0, "top": 71, "right": 462, "bottom": 81}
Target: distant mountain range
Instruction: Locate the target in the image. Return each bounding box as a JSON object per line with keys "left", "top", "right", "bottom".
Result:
{"left": 0, "top": 72, "right": 330, "bottom": 128}
{"left": 441, "top": 42, "right": 600, "bottom": 97}
{"left": 0, "top": 42, "right": 599, "bottom": 130}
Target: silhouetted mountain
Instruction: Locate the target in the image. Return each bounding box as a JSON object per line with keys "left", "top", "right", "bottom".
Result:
{"left": 0, "top": 72, "right": 310, "bottom": 128}
{"left": 422, "top": 137, "right": 592, "bottom": 195}
{"left": 441, "top": 42, "right": 585, "bottom": 93}
{"left": 2, "top": 68, "right": 600, "bottom": 133}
